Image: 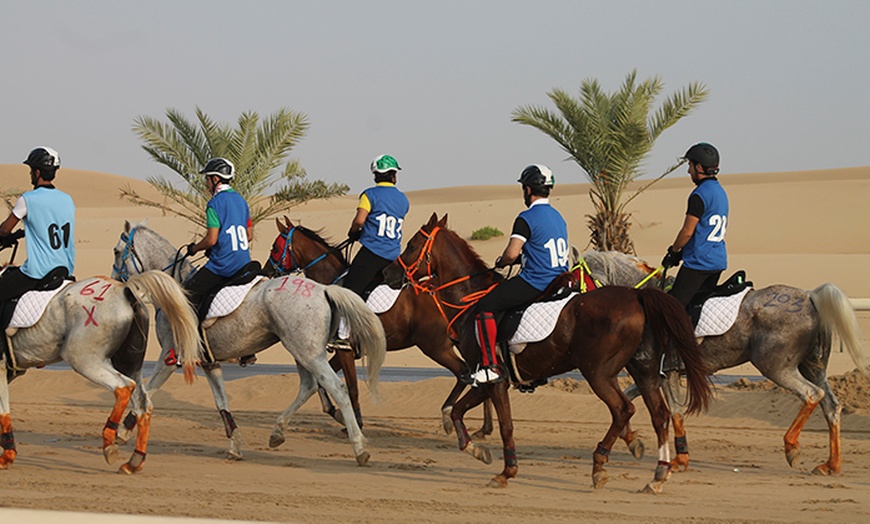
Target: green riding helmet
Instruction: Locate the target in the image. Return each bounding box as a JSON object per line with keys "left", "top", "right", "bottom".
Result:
{"left": 371, "top": 154, "right": 401, "bottom": 174}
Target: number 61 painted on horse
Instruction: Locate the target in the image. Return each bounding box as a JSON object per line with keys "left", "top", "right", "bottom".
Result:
{"left": 0, "top": 270, "right": 199, "bottom": 473}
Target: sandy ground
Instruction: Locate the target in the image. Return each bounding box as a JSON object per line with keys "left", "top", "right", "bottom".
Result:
{"left": 0, "top": 164, "right": 868, "bottom": 522}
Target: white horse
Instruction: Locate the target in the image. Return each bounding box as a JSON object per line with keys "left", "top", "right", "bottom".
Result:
{"left": 0, "top": 264, "right": 199, "bottom": 473}
{"left": 111, "top": 221, "right": 386, "bottom": 465}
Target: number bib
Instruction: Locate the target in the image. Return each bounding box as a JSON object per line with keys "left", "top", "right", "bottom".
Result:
{"left": 203, "top": 189, "right": 252, "bottom": 277}
{"left": 516, "top": 202, "right": 569, "bottom": 292}
{"left": 20, "top": 187, "right": 76, "bottom": 279}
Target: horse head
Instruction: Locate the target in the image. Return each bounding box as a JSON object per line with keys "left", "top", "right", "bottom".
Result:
{"left": 265, "top": 216, "right": 347, "bottom": 282}
{"left": 112, "top": 221, "right": 195, "bottom": 283}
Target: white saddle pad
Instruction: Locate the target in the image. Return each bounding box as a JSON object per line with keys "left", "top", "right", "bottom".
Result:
{"left": 9, "top": 281, "right": 75, "bottom": 329}
{"left": 694, "top": 287, "right": 751, "bottom": 338}
{"left": 365, "top": 284, "right": 402, "bottom": 314}
{"left": 205, "top": 277, "right": 265, "bottom": 320}
{"left": 496, "top": 293, "right": 577, "bottom": 348}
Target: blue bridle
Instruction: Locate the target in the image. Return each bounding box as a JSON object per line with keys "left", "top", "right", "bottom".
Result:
{"left": 113, "top": 227, "right": 196, "bottom": 284}
{"left": 268, "top": 226, "right": 348, "bottom": 284}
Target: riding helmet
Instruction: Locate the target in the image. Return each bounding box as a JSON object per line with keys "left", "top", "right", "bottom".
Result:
{"left": 23, "top": 146, "right": 61, "bottom": 173}
{"left": 683, "top": 143, "right": 719, "bottom": 169}
{"left": 517, "top": 164, "right": 555, "bottom": 189}
{"left": 370, "top": 154, "right": 401, "bottom": 174}
{"left": 200, "top": 157, "right": 236, "bottom": 180}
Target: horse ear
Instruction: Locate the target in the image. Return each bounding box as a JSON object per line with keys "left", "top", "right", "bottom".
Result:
{"left": 427, "top": 212, "right": 438, "bottom": 227}
{"left": 124, "top": 220, "right": 131, "bottom": 233}
{"left": 283, "top": 215, "right": 294, "bottom": 229}
{"left": 276, "top": 217, "right": 287, "bottom": 234}
{"left": 437, "top": 213, "right": 448, "bottom": 228}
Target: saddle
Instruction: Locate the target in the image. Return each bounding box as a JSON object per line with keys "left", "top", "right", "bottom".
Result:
{"left": 687, "top": 270, "right": 752, "bottom": 327}
{"left": 199, "top": 261, "right": 263, "bottom": 325}
{"left": 496, "top": 272, "right": 578, "bottom": 344}
{"left": 2, "top": 267, "right": 74, "bottom": 381}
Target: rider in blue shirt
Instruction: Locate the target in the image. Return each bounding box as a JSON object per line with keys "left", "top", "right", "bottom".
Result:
{"left": 329, "top": 154, "right": 409, "bottom": 350}
{"left": 662, "top": 142, "right": 729, "bottom": 307}
{"left": 184, "top": 158, "right": 253, "bottom": 319}
{"left": 470, "top": 164, "right": 569, "bottom": 384}
{"left": 0, "top": 147, "right": 75, "bottom": 306}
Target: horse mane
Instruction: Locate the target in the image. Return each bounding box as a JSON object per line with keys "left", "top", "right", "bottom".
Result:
{"left": 438, "top": 225, "right": 491, "bottom": 275}
{"left": 294, "top": 224, "right": 349, "bottom": 266}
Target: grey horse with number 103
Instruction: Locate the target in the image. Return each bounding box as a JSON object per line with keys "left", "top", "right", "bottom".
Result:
{"left": 112, "top": 221, "right": 386, "bottom": 466}
{"left": 579, "top": 249, "right": 868, "bottom": 475}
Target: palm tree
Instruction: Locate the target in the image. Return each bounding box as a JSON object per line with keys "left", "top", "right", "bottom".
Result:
{"left": 122, "top": 106, "right": 348, "bottom": 230}
{"left": 512, "top": 70, "right": 709, "bottom": 253}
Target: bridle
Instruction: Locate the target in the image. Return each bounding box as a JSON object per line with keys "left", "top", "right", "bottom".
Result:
{"left": 398, "top": 225, "right": 498, "bottom": 337}
{"left": 113, "top": 227, "right": 195, "bottom": 284}
{"left": 268, "top": 226, "right": 352, "bottom": 284}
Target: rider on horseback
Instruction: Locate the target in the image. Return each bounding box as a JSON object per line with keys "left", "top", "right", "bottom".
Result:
{"left": 328, "top": 154, "right": 409, "bottom": 351}
{"left": 0, "top": 147, "right": 75, "bottom": 304}
{"left": 470, "top": 164, "right": 569, "bottom": 384}
{"left": 184, "top": 158, "right": 253, "bottom": 344}
{"left": 661, "top": 142, "right": 729, "bottom": 308}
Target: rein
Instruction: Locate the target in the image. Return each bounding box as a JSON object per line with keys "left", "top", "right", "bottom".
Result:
{"left": 114, "top": 227, "right": 197, "bottom": 284}
{"left": 268, "top": 226, "right": 352, "bottom": 283}
{"left": 399, "top": 225, "right": 498, "bottom": 337}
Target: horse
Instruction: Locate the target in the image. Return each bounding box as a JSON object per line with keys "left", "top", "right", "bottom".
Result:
{"left": 580, "top": 249, "right": 868, "bottom": 475}
{"left": 111, "top": 221, "right": 387, "bottom": 465}
{"left": 0, "top": 258, "right": 199, "bottom": 473}
{"left": 264, "top": 216, "right": 494, "bottom": 436}
{"left": 386, "top": 213, "right": 714, "bottom": 492}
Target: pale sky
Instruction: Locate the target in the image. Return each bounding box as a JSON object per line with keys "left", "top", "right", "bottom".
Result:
{"left": 1, "top": 0, "right": 867, "bottom": 193}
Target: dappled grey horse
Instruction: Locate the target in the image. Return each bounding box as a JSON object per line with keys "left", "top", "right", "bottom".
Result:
{"left": 0, "top": 267, "right": 199, "bottom": 473}
{"left": 112, "top": 221, "right": 386, "bottom": 465}
{"left": 580, "top": 249, "right": 868, "bottom": 475}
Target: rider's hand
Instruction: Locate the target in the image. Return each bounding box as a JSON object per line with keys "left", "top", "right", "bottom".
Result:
{"left": 186, "top": 242, "right": 196, "bottom": 257}
{"left": 661, "top": 246, "right": 682, "bottom": 268}
{"left": 12, "top": 229, "right": 25, "bottom": 240}
{"left": 348, "top": 229, "right": 361, "bottom": 242}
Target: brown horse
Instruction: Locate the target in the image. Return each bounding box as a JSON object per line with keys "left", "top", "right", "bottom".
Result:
{"left": 386, "top": 213, "right": 714, "bottom": 492}
{"left": 265, "top": 217, "right": 493, "bottom": 435}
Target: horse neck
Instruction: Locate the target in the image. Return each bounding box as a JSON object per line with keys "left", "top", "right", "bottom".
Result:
{"left": 140, "top": 229, "right": 196, "bottom": 281}
{"left": 296, "top": 234, "right": 346, "bottom": 284}
{"left": 430, "top": 231, "right": 495, "bottom": 299}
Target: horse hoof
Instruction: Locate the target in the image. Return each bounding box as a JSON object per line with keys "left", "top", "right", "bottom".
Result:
{"left": 812, "top": 463, "right": 838, "bottom": 476}
{"left": 467, "top": 444, "right": 491, "bottom": 465}
{"left": 441, "top": 408, "right": 453, "bottom": 435}
{"left": 627, "top": 438, "right": 645, "bottom": 460}
{"left": 356, "top": 451, "right": 371, "bottom": 466}
{"left": 103, "top": 444, "right": 120, "bottom": 465}
{"left": 641, "top": 480, "right": 665, "bottom": 494}
{"left": 592, "top": 471, "right": 609, "bottom": 489}
{"left": 226, "top": 449, "right": 244, "bottom": 461}
{"left": 786, "top": 446, "right": 800, "bottom": 468}
{"left": 486, "top": 475, "right": 509, "bottom": 488}
{"left": 115, "top": 431, "right": 131, "bottom": 446}
{"left": 671, "top": 454, "right": 690, "bottom": 472}
{"left": 269, "top": 431, "right": 285, "bottom": 448}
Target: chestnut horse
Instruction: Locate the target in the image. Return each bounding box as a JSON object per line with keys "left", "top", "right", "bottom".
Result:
{"left": 386, "top": 214, "right": 713, "bottom": 492}
{"left": 265, "top": 217, "right": 493, "bottom": 435}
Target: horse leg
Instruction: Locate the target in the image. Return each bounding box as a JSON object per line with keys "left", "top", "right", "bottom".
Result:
{"left": 0, "top": 361, "right": 16, "bottom": 469}
{"left": 586, "top": 376, "right": 636, "bottom": 489}
{"left": 620, "top": 382, "right": 645, "bottom": 460}
{"left": 662, "top": 370, "right": 689, "bottom": 471}
{"left": 270, "top": 363, "right": 319, "bottom": 448}
{"left": 315, "top": 354, "right": 344, "bottom": 425}
{"left": 303, "top": 358, "right": 370, "bottom": 466}
{"left": 335, "top": 349, "right": 362, "bottom": 428}
{"left": 118, "top": 345, "right": 178, "bottom": 444}
{"left": 474, "top": 399, "right": 494, "bottom": 439}
{"left": 198, "top": 362, "right": 244, "bottom": 460}
{"left": 118, "top": 377, "right": 153, "bottom": 475}
{"left": 628, "top": 367, "right": 673, "bottom": 494}
{"left": 799, "top": 363, "right": 842, "bottom": 475}
{"left": 760, "top": 365, "right": 826, "bottom": 470}
{"left": 485, "top": 381, "right": 518, "bottom": 488}
{"left": 450, "top": 387, "right": 492, "bottom": 466}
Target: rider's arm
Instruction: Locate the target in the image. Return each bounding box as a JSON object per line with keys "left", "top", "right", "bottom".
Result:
{"left": 348, "top": 207, "right": 368, "bottom": 237}
{"left": 670, "top": 194, "right": 704, "bottom": 252}
{"left": 0, "top": 213, "right": 20, "bottom": 236}
{"left": 495, "top": 216, "right": 528, "bottom": 267}
{"left": 189, "top": 227, "right": 219, "bottom": 254}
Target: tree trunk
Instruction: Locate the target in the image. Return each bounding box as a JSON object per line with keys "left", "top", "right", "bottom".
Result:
{"left": 586, "top": 209, "right": 635, "bottom": 254}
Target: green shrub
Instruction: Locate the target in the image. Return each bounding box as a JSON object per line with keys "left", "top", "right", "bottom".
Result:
{"left": 470, "top": 226, "right": 504, "bottom": 241}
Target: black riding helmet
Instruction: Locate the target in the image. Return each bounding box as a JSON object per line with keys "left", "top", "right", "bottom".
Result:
{"left": 200, "top": 157, "right": 236, "bottom": 180}
{"left": 23, "top": 146, "right": 61, "bottom": 180}
{"left": 683, "top": 143, "right": 720, "bottom": 174}
{"left": 517, "top": 164, "right": 555, "bottom": 190}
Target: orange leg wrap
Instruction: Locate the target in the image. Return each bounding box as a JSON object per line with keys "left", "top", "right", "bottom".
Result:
{"left": 0, "top": 414, "right": 16, "bottom": 468}
{"left": 103, "top": 386, "right": 133, "bottom": 449}
{"left": 784, "top": 399, "right": 819, "bottom": 468}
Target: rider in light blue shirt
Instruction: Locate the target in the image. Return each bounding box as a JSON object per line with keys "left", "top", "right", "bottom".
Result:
{"left": 0, "top": 146, "right": 75, "bottom": 305}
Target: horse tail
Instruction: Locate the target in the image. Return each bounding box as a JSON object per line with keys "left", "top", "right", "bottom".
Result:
{"left": 810, "top": 283, "right": 868, "bottom": 377}
{"left": 324, "top": 285, "right": 387, "bottom": 400}
{"left": 637, "top": 288, "right": 713, "bottom": 415}
{"left": 125, "top": 271, "right": 202, "bottom": 379}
